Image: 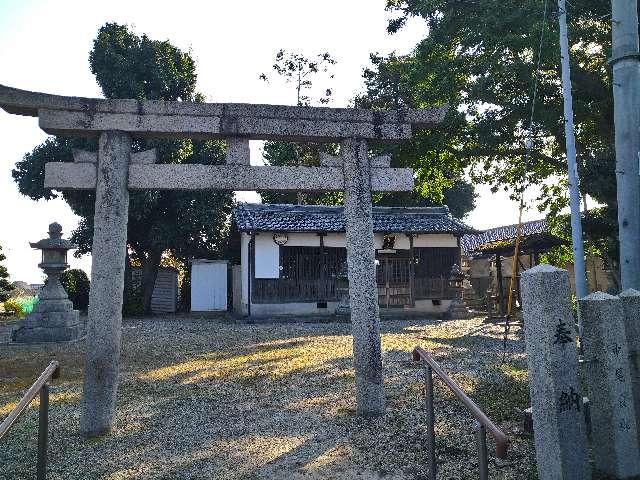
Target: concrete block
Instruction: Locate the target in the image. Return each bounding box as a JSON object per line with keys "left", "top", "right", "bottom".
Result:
{"left": 73, "top": 149, "right": 97, "bottom": 163}
{"left": 1, "top": 83, "right": 447, "bottom": 133}
{"left": 225, "top": 138, "right": 250, "bottom": 165}
{"left": 320, "top": 152, "right": 341, "bottom": 167}
{"left": 371, "top": 155, "right": 391, "bottom": 168}
{"left": 131, "top": 149, "right": 157, "bottom": 164}
{"left": 44, "top": 162, "right": 96, "bottom": 189}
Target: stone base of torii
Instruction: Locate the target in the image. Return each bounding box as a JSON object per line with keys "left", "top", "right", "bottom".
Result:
{"left": 0, "top": 83, "right": 447, "bottom": 436}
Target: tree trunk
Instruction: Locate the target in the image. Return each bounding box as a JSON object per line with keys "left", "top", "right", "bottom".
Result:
{"left": 141, "top": 250, "right": 162, "bottom": 314}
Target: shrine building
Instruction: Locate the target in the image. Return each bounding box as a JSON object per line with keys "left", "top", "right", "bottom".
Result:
{"left": 231, "top": 203, "right": 476, "bottom": 317}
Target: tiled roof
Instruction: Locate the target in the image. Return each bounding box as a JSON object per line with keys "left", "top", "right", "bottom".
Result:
{"left": 460, "top": 219, "right": 549, "bottom": 255}
{"left": 233, "top": 203, "right": 476, "bottom": 235}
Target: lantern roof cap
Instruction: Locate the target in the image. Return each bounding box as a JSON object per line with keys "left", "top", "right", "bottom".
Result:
{"left": 30, "top": 222, "right": 77, "bottom": 251}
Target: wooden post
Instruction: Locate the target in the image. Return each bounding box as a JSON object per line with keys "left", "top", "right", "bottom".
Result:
{"left": 496, "top": 254, "right": 505, "bottom": 315}
{"left": 385, "top": 258, "right": 390, "bottom": 309}
{"left": 408, "top": 234, "right": 415, "bottom": 307}
{"left": 318, "top": 233, "right": 327, "bottom": 300}
{"left": 248, "top": 232, "right": 255, "bottom": 317}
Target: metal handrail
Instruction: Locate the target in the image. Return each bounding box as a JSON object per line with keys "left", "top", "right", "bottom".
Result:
{"left": 412, "top": 347, "right": 509, "bottom": 479}
{"left": 0, "top": 361, "right": 60, "bottom": 480}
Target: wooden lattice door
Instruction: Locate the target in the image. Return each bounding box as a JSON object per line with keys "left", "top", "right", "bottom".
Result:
{"left": 376, "top": 256, "right": 411, "bottom": 308}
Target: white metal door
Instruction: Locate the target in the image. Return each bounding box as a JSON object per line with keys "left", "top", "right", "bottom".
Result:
{"left": 191, "top": 261, "right": 227, "bottom": 311}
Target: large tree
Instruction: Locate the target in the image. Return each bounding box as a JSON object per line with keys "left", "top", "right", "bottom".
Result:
{"left": 12, "top": 23, "right": 233, "bottom": 313}
{"left": 360, "top": 1, "right": 615, "bottom": 270}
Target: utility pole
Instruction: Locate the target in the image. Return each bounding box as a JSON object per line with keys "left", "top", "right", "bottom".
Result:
{"left": 611, "top": 0, "right": 640, "bottom": 290}
{"left": 557, "top": 0, "right": 588, "bottom": 304}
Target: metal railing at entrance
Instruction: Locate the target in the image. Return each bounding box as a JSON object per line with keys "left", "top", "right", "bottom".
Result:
{"left": 412, "top": 347, "right": 509, "bottom": 479}
{"left": 0, "top": 361, "right": 60, "bottom": 480}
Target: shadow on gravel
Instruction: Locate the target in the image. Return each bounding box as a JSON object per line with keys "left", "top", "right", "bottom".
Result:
{"left": 0, "top": 316, "right": 536, "bottom": 480}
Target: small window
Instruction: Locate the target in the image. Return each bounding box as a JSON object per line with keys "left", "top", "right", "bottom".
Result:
{"left": 317, "top": 301, "right": 328, "bottom": 309}
{"left": 432, "top": 299, "right": 441, "bottom": 306}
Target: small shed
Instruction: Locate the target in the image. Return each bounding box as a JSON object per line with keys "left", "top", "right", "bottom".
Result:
{"left": 191, "top": 260, "right": 228, "bottom": 312}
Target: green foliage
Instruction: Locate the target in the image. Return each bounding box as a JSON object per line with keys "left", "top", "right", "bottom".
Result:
{"left": 3, "top": 298, "right": 24, "bottom": 317}
{"left": 362, "top": 1, "right": 616, "bottom": 269}
{"left": 11, "top": 23, "right": 234, "bottom": 313}
{"left": 60, "top": 269, "right": 90, "bottom": 311}
{"left": 0, "top": 244, "right": 11, "bottom": 302}
{"left": 90, "top": 23, "right": 197, "bottom": 102}
{"left": 374, "top": 180, "right": 476, "bottom": 219}
{"left": 14, "top": 296, "right": 38, "bottom": 314}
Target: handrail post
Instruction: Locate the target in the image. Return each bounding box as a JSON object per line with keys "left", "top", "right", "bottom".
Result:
{"left": 36, "top": 383, "right": 49, "bottom": 480}
{"left": 424, "top": 365, "right": 437, "bottom": 479}
{"left": 475, "top": 421, "right": 488, "bottom": 480}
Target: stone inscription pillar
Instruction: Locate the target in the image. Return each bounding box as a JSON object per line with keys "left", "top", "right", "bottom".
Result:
{"left": 520, "top": 264, "right": 590, "bottom": 480}
{"left": 80, "top": 131, "right": 131, "bottom": 436}
{"left": 620, "top": 288, "right": 640, "bottom": 445}
{"left": 341, "top": 138, "right": 385, "bottom": 416}
{"left": 580, "top": 292, "right": 640, "bottom": 477}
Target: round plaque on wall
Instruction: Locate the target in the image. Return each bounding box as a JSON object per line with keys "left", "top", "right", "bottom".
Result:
{"left": 273, "top": 233, "right": 289, "bottom": 246}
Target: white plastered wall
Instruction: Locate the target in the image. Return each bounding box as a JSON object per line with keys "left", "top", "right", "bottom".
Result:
{"left": 286, "top": 232, "right": 321, "bottom": 247}
{"left": 412, "top": 233, "right": 459, "bottom": 248}
{"left": 254, "top": 233, "right": 280, "bottom": 278}
{"left": 252, "top": 231, "right": 459, "bottom": 251}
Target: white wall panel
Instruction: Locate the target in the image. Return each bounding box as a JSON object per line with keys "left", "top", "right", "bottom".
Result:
{"left": 254, "top": 234, "right": 280, "bottom": 278}
{"left": 413, "top": 234, "right": 458, "bottom": 247}
{"left": 324, "top": 233, "right": 345, "bottom": 247}
{"left": 286, "top": 232, "right": 320, "bottom": 247}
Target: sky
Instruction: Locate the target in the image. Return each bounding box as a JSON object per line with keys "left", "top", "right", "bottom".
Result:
{"left": 0, "top": 0, "right": 545, "bottom": 284}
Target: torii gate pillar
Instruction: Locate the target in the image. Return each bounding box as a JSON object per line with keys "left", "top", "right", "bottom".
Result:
{"left": 80, "top": 131, "right": 131, "bottom": 436}
{"left": 342, "top": 138, "right": 384, "bottom": 414}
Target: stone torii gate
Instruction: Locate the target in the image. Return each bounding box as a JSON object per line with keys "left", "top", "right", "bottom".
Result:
{"left": 0, "top": 84, "right": 446, "bottom": 436}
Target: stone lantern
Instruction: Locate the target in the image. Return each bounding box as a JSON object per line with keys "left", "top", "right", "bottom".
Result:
{"left": 12, "top": 222, "right": 80, "bottom": 343}
{"left": 447, "top": 263, "right": 471, "bottom": 319}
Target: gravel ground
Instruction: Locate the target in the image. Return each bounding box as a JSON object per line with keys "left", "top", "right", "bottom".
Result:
{"left": 0, "top": 316, "right": 536, "bottom": 479}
